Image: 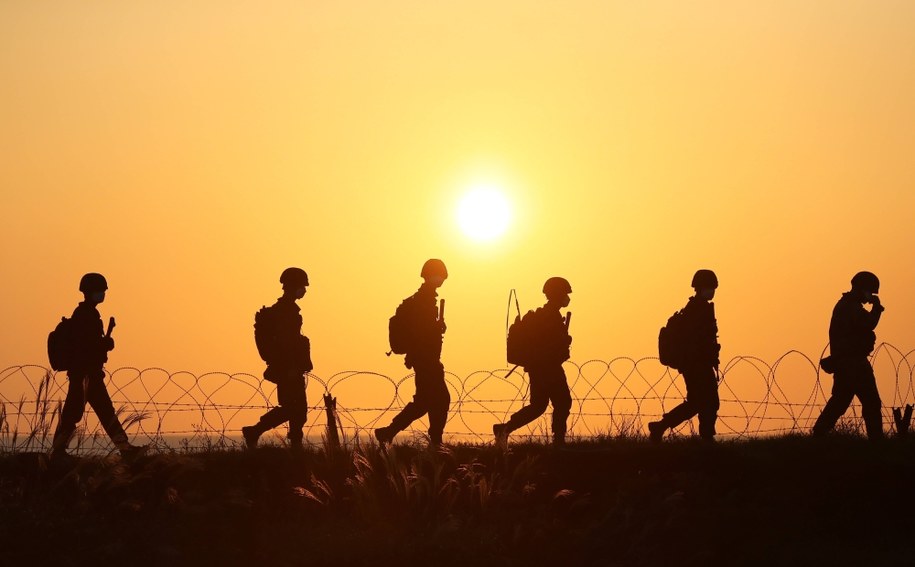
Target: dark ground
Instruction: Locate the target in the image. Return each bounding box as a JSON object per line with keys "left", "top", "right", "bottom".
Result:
{"left": 1, "top": 435, "right": 914, "bottom": 567}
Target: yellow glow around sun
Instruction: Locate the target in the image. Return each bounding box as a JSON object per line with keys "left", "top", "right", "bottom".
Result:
{"left": 457, "top": 186, "right": 512, "bottom": 241}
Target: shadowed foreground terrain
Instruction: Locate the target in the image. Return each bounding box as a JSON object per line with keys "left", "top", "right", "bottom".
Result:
{"left": 2, "top": 436, "right": 914, "bottom": 567}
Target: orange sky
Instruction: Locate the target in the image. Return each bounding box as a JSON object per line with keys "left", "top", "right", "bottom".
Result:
{"left": 2, "top": 1, "right": 915, "bottom": 394}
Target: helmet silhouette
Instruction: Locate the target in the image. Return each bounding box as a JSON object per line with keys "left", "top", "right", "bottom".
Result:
{"left": 851, "top": 271, "right": 879, "bottom": 294}
{"left": 543, "top": 276, "right": 572, "bottom": 299}
{"left": 421, "top": 259, "right": 448, "bottom": 280}
{"left": 280, "top": 267, "right": 309, "bottom": 288}
{"left": 691, "top": 269, "right": 718, "bottom": 290}
{"left": 79, "top": 273, "right": 108, "bottom": 293}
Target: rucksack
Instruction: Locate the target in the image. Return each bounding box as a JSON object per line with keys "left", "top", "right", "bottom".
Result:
{"left": 658, "top": 309, "right": 688, "bottom": 369}
{"left": 388, "top": 299, "right": 412, "bottom": 355}
{"left": 506, "top": 289, "right": 539, "bottom": 367}
{"left": 47, "top": 316, "right": 76, "bottom": 371}
{"left": 507, "top": 310, "right": 539, "bottom": 367}
{"left": 254, "top": 305, "right": 280, "bottom": 363}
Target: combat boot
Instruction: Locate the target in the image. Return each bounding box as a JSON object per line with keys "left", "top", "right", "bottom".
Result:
{"left": 242, "top": 426, "right": 261, "bottom": 450}
{"left": 648, "top": 421, "right": 665, "bottom": 443}
{"left": 374, "top": 426, "right": 394, "bottom": 445}
{"left": 492, "top": 423, "right": 509, "bottom": 447}
{"left": 118, "top": 443, "right": 148, "bottom": 459}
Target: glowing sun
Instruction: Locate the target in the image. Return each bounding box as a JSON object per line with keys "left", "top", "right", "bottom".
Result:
{"left": 456, "top": 186, "right": 512, "bottom": 242}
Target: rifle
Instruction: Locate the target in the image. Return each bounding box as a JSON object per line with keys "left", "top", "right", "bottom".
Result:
{"left": 106, "top": 316, "right": 116, "bottom": 338}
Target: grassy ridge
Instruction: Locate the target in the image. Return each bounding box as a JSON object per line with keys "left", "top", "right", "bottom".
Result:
{"left": 1, "top": 436, "right": 914, "bottom": 567}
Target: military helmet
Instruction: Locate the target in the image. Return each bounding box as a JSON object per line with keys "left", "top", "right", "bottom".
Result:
{"left": 79, "top": 273, "right": 108, "bottom": 293}
{"left": 543, "top": 276, "right": 572, "bottom": 299}
{"left": 421, "top": 259, "right": 448, "bottom": 280}
{"left": 851, "top": 271, "right": 879, "bottom": 294}
{"left": 691, "top": 269, "right": 718, "bottom": 290}
{"left": 280, "top": 267, "right": 309, "bottom": 288}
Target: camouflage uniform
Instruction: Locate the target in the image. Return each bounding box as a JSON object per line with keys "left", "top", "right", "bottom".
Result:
{"left": 813, "top": 292, "right": 884, "bottom": 439}
{"left": 655, "top": 296, "right": 721, "bottom": 440}
{"left": 382, "top": 286, "right": 449, "bottom": 445}
{"left": 250, "top": 296, "right": 312, "bottom": 444}
{"left": 503, "top": 307, "right": 573, "bottom": 442}
{"left": 51, "top": 302, "right": 129, "bottom": 452}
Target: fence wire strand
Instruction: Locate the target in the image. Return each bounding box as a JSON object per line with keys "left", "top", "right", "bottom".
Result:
{"left": 2, "top": 343, "right": 914, "bottom": 454}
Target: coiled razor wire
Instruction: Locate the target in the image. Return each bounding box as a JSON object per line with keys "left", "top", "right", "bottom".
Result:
{"left": 2, "top": 343, "right": 914, "bottom": 454}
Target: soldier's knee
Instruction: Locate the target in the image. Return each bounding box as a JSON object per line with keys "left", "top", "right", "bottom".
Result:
{"left": 531, "top": 401, "right": 550, "bottom": 415}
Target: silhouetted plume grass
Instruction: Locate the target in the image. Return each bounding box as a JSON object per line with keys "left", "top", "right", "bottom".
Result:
{"left": 0, "top": 371, "right": 153, "bottom": 457}
{"left": 0, "top": 372, "right": 59, "bottom": 454}
{"left": 4, "top": 436, "right": 915, "bottom": 566}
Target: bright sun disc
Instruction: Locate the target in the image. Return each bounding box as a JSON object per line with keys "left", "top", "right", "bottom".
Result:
{"left": 457, "top": 187, "right": 512, "bottom": 241}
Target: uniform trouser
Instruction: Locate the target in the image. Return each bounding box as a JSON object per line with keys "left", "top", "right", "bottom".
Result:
{"left": 506, "top": 365, "right": 572, "bottom": 438}
{"left": 254, "top": 369, "right": 308, "bottom": 442}
{"left": 388, "top": 360, "right": 450, "bottom": 444}
{"left": 659, "top": 366, "right": 720, "bottom": 439}
{"left": 52, "top": 369, "right": 128, "bottom": 451}
{"left": 813, "top": 358, "right": 883, "bottom": 439}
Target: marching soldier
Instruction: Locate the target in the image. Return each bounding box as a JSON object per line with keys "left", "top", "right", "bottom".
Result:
{"left": 243, "top": 267, "right": 313, "bottom": 451}
{"left": 493, "top": 277, "right": 573, "bottom": 446}
{"left": 813, "top": 271, "right": 885, "bottom": 440}
{"left": 375, "top": 259, "right": 450, "bottom": 447}
{"left": 649, "top": 269, "right": 721, "bottom": 442}
{"left": 50, "top": 273, "right": 144, "bottom": 460}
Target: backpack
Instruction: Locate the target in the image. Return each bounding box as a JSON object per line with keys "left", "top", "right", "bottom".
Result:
{"left": 388, "top": 299, "right": 412, "bottom": 355}
{"left": 507, "top": 310, "right": 539, "bottom": 367}
{"left": 658, "top": 309, "right": 688, "bottom": 369}
{"left": 47, "top": 316, "right": 76, "bottom": 371}
{"left": 254, "top": 305, "right": 280, "bottom": 363}
{"left": 505, "top": 289, "right": 540, "bottom": 367}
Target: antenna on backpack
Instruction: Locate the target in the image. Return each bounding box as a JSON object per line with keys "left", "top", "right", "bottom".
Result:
{"left": 504, "top": 289, "right": 522, "bottom": 380}
{"left": 506, "top": 289, "right": 521, "bottom": 338}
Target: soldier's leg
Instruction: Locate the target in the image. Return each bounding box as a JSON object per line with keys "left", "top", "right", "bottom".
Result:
{"left": 549, "top": 369, "right": 573, "bottom": 442}
{"left": 84, "top": 371, "right": 130, "bottom": 447}
{"left": 250, "top": 377, "right": 295, "bottom": 435}
{"left": 854, "top": 362, "right": 884, "bottom": 440}
{"left": 694, "top": 368, "right": 720, "bottom": 439}
{"left": 279, "top": 376, "right": 308, "bottom": 443}
{"left": 52, "top": 372, "right": 90, "bottom": 454}
{"left": 387, "top": 365, "right": 436, "bottom": 435}
{"left": 424, "top": 363, "right": 450, "bottom": 445}
{"left": 812, "top": 372, "right": 856, "bottom": 435}
{"left": 505, "top": 371, "right": 550, "bottom": 433}
{"left": 656, "top": 370, "right": 702, "bottom": 431}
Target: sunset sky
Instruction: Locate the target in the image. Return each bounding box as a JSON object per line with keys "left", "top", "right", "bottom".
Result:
{"left": 3, "top": 1, "right": 914, "bottom": 392}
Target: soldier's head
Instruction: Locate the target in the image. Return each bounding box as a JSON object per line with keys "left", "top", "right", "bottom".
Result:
{"left": 280, "top": 267, "right": 309, "bottom": 299}
{"left": 851, "top": 271, "right": 879, "bottom": 302}
{"left": 691, "top": 269, "right": 718, "bottom": 301}
{"left": 79, "top": 273, "right": 108, "bottom": 304}
{"left": 543, "top": 277, "right": 572, "bottom": 308}
{"left": 421, "top": 259, "right": 448, "bottom": 288}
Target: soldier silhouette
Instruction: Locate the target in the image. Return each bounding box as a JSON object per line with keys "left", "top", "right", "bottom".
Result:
{"left": 493, "top": 277, "right": 574, "bottom": 446}
{"left": 50, "top": 273, "right": 145, "bottom": 460}
{"left": 375, "top": 259, "right": 450, "bottom": 447}
{"left": 243, "top": 267, "right": 313, "bottom": 451}
{"left": 813, "top": 271, "right": 885, "bottom": 440}
{"left": 649, "top": 269, "right": 722, "bottom": 442}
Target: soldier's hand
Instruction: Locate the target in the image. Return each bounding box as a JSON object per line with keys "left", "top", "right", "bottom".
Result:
{"left": 440, "top": 321, "right": 447, "bottom": 333}
{"left": 104, "top": 337, "right": 115, "bottom": 351}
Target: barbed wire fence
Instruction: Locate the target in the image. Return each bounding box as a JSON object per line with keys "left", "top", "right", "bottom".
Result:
{"left": 2, "top": 343, "right": 914, "bottom": 455}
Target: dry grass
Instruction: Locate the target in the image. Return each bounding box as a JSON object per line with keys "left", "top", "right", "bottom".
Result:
{"left": 3, "top": 434, "right": 915, "bottom": 567}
